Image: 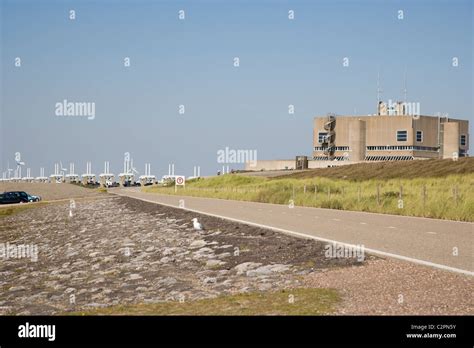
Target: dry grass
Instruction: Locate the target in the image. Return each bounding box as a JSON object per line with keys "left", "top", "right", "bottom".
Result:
{"left": 70, "top": 288, "right": 339, "bottom": 316}
{"left": 276, "top": 157, "right": 474, "bottom": 181}
{"left": 0, "top": 203, "right": 46, "bottom": 217}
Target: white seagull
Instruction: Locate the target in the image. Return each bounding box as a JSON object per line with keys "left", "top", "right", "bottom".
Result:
{"left": 192, "top": 218, "right": 204, "bottom": 230}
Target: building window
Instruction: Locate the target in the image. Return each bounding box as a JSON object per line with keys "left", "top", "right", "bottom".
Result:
{"left": 460, "top": 134, "right": 466, "bottom": 146}
{"left": 416, "top": 131, "right": 423, "bottom": 142}
{"left": 314, "top": 146, "right": 349, "bottom": 151}
{"left": 397, "top": 130, "right": 407, "bottom": 142}
{"left": 318, "top": 132, "right": 328, "bottom": 143}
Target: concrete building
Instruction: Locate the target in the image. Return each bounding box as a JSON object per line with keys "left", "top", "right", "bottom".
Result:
{"left": 244, "top": 101, "right": 469, "bottom": 171}
{"left": 313, "top": 112, "right": 469, "bottom": 161}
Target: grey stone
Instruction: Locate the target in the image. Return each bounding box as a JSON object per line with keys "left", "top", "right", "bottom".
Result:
{"left": 234, "top": 262, "right": 263, "bottom": 275}
{"left": 246, "top": 264, "right": 291, "bottom": 277}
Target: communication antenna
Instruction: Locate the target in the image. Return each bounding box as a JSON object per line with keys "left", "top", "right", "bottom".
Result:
{"left": 403, "top": 68, "right": 407, "bottom": 103}
{"left": 377, "top": 68, "right": 383, "bottom": 103}
{"left": 376, "top": 67, "right": 383, "bottom": 115}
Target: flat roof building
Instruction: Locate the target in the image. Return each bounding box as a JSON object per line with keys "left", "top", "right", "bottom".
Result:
{"left": 313, "top": 103, "right": 469, "bottom": 162}
{"left": 244, "top": 101, "right": 469, "bottom": 171}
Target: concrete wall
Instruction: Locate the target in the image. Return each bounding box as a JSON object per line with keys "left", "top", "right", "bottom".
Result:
{"left": 244, "top": 159, "right": 355, "bottom": 171}
{"left": 245, "top": 160, "right": 296, "bottom": 171}
{"left": 349, "top": 120, "right": 366, "bottom": 161}
{"left": 442, "top": 122, "right": 460, "bottom": 159}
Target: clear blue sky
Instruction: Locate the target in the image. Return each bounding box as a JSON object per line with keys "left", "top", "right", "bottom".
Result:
{"left": 1, "top": 0, "right": 472, "bottom": 177}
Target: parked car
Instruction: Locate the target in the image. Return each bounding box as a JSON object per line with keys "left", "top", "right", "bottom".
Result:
{"left": 0, "top": 191, "right": 27, "bottom": 204}
{"left": 0, "top": 191, "right": 41, "bottom": 204}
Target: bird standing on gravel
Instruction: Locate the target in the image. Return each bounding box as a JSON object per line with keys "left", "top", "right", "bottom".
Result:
{"left": 192, "top": 218, "right": 204, "bottom": 230}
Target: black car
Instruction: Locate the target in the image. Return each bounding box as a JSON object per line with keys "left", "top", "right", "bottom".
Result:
{"left": 0, "top": 191, "right": 28, "bottom": 204}
{"left": 0, "top": 191, "right": 40, "bottom": 204}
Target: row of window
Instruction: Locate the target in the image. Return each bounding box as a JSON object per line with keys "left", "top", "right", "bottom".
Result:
{"left": 366, "top": 145, "right": 439, "bottom": 151}
{"left": 314, "top": 146, "right": 349, "bottom": 151}
{"left": 313, "top": 156, "right": 348, "bottom": 161}
{"left": 317, "top": 131, "right": 467, "bottom": 145}
{"left": 365, "top": 156, "right": 414, "bottom": 161}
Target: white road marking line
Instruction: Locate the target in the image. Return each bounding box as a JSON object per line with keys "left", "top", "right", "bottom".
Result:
{"left": 113, "top": 192, "right": 474, "bottom": 277}
{"left": 427, "top": 231, "right": 437, "bottom": 235}
{"left": 360, "top": 222, "right": 367, "bottom": 225}
{"left": 387, "top": 226, "right": 396, "bottom": 229}
{"left": 332, "top": 218, "right": 341, "bottom": 221}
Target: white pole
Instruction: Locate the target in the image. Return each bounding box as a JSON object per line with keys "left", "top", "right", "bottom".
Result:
{"left": 198, "top": 166, "right": 200, "bottom": 177}
{"left": 172, "top": 164, "right": 175, "bottom": 176}
{"left": 227, "top": 165, "right": 230, "bottom": 174}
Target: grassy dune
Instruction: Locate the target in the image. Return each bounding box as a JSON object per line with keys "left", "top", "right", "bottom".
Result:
{"left": 279, "top": 157, "right": 474, "bottom": 181}
{"left": 71, "top": 288, "right": 339, "bottom": 315}
{"left": 144, "top": 162, "right": 474, "bottom": 221}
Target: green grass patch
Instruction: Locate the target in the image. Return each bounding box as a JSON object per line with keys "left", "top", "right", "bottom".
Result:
{"left": 70, "top": 288, "right": 339, "bottom": 315}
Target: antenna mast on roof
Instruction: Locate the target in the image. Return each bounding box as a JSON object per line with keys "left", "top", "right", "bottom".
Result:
{"left": 403, "top": 68, "right": 407, "bottom": 103}
{"left": 376, "top": 67, "right": 383, "bottom": 115}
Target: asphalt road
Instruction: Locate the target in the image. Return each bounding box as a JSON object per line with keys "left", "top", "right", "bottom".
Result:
{"left": 111, "top": 188, "right": 473, "bottom": 275}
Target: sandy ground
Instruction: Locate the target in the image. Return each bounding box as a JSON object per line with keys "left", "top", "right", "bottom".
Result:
{"left": 0, "top": 182, "right": 100, "bottom": 201}
{"left": 0, "top": 183, "right": 472, "bottom": 315}
{"left": 304, "top": 258, "right": 473, "bottom": 315}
